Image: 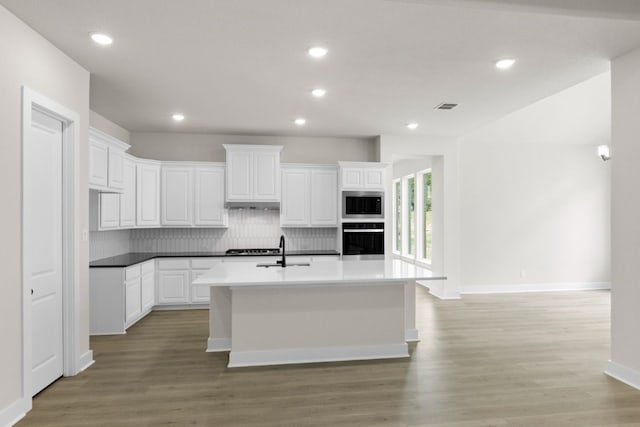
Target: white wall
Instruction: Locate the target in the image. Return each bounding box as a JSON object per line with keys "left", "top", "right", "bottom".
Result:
{"left": 392, "top": 157, "right": 432, "bottom": 179}
{"left": 609, "top": 47, "right": 640, "bottom": 386}
{"left": 458, "top": 72, "right": 611, "bottom": 292}
{"left": 463, "top": 72, "right": 611, "bottom": 146}
{"left": 90, "top": 230, "right": 131, "bottom": 261}
{"left": 89, "top": 110, "right": 130, "bottom": 144}
{"left": 130, "top": 132, "right": 376, "bottom": 163}
{"left": 0, "top": 4, "right": 90, "bottom": 421}
{"left": 459, "top": 143, "right": 610, "bottom": 291}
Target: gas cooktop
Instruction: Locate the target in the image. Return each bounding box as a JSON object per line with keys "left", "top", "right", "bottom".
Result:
{"left": 225, "top": 248, "right": 281, "bottom": 255}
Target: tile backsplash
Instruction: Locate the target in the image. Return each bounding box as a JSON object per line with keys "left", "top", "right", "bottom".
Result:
{"left": 91, "top": 210, "right": 337, "bottom": 259}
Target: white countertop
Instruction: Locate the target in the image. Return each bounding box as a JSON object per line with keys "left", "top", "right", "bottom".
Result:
{"left": 192, "top": 258, "right": 446, "bottom": 287}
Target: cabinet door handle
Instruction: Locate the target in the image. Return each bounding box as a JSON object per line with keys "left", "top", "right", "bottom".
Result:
{"left": 31, "top": 289, "right": 34, "bottom": 295}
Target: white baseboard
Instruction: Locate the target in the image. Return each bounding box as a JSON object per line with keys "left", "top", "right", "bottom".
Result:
{"left": 153, "top": 304, "right": 208, "bottom": 311}
{"left": 459, "top": 281, "right": 610, "bottom": 295}
{"left": 78, "top": 350, "right": 94, "bottom": 373}
{"left": 90, "top": 331, "right": 126, "bottom": 336}
{"left": 405, "top": 328, "right": 419, "bottom": 342}
{"left": 228, "top": 343, "right": 409, "bottom": 368}
{"left": 418, "top": 280, "right": 461, "bottom": 300}
{"left": 0, "top": 398, "right": 28, "bottom": 427}
{"left": 605, "top": 360, "right": 640, "bottom": 390}
{"left": 206, "top": 337, "right": 231, "bottom": 352}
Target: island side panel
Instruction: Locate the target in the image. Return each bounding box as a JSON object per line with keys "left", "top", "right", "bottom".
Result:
{"left": 228, "top": 283, "right": 408, "bottom": 367}
{"left": 405, "top": 280, "right": 418, "bottom": 342}
{"left": 207, "top": 286, "right": 232, "bottom": 351}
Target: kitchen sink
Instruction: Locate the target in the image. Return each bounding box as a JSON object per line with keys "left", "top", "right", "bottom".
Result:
{"left": 256, "top": 263, "right": 311, "bottom": 268}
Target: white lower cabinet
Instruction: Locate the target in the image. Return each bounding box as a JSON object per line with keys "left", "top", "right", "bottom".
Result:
{"left": 190, "top": 258, "right": 223, "bottom": 303}
{"left": 125, "top": 275, "right": 142, "bottom": 326}
{"left": 91, "top": 255, "right": 339, "bottom": 335}
{"left": 140, "top": 260, "right": 155, "bottom": 312}
{"left": 90, "top": 260, "right": 155, "bottom": 335}
{"left": 190, "top": 271, "right": 211, "bottom": 303}
{"left": 157, "top": 270, "right": 191, "bottom": 304}
{"left": 157, "top": 258, "right": 221, "bottom": 305}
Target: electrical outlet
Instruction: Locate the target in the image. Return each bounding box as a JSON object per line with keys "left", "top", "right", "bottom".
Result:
{"left": 520, "top": 270, "right": 526, "bottom": 279}
{"left": 82, "top": 229, "right": 89, "bottom": 242}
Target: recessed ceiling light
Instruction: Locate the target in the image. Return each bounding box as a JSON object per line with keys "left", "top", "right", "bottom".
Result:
{"left": 308, "top": 46, "right": 328, "bottom": 58}
{"left": 406, "top": 123, "right": 419, "bottom": 130}
{"left": 311, "top": 88, "right": 327, "bottom": 97}
{"left": 495, "top": 58, "right": 516, "bottom": 70}
{"left": 294, "top": 118, "right": 306, "bottom": 126}
{"left": 91, "top": 33, "right": 113, "bottom": 45}
{"left": 172, "top": 113, "right": 185, "bottom": 122}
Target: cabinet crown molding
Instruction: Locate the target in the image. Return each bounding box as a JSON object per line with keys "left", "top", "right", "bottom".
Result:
{"left": 223, "top": 144, "right": 283, "bottom": 152}
{"left": 338, "top": 161, "right": 389, "bottom": 168}
{"left": 89, "top": 127, "right": 131, "bottom": 151}
{"left": 281, "top": 163, "right": 337, "bottom": 169}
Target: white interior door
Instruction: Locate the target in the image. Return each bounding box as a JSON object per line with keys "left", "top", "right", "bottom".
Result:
{"left": 26, "top": 108, "right": 64, "bottom": 395}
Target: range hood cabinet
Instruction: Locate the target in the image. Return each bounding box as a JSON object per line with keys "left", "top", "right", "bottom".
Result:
{"left": 224, "top": 144, "right": 282, "bottom": 207}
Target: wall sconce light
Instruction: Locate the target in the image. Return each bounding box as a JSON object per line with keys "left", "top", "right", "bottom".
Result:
{"left": 598, "top": 145, "right": 610, "bottom": 161}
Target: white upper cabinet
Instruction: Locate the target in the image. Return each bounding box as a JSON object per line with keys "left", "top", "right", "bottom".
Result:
{"left": 160, "top": 162, "right": 228, "bottom": 228}
{"left": 99, "top": 192, "right": 120, "bottom": 229}
{"left": 89, "top": 127, "right": 130, "bottom": 192}
{"left": 161, "top": 165, "right": 194, "bottom": 226}
{"left": 363, "top": 168, "right": 385, "bottom": 189}
{"left": 226, "top": 149, "right": 252, "bottom": 200}
{"left": 281, "top": 168, "right": 310, "bottom": 227}
{"left": 224, "top": 144, "right": 282, "bottom": 204}
{"left": 281, "top": 165, "right": 337, "bottom": 228}
{"left": 310, "top": 168, "right": 338, "bottom": 226}
{"left": 108, "top": 148, "right": 125, "bottom": 190}
{"left": 341, "top": 167, "right": 363, "bottom": 189}
{"left": 89, "top": 139, "right": 108, "bottom": 188}
{"left": 119, "top": 157, "right": 137, "bottom": 228}
{"left": 253, "top": 150, "right": 280, "bottom": 200}
{"left": 338, "top": 161, "right": 387, "bottom": 190}
{"left": 136, "top": 160, "right": 161, "bottom": 227}
{"left": 194, "top": 166, "right": 227, "bottom": 227}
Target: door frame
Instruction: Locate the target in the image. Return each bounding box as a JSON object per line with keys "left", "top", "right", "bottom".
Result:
{"left": 21, "top": 87, "right": 82, "bottom": 410}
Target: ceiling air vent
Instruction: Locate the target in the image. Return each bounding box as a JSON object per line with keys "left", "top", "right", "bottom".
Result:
{"left": 435, "top": 102, "right": 458, "bottom": 110}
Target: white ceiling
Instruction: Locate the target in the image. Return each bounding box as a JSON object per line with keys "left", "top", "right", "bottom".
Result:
{"left": 3, "top": 0, "right": 640, "bottom": 138}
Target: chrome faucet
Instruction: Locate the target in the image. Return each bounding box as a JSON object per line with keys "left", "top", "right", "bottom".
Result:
{"left": 277, "top": 235, "right": 286, "bottom": 267}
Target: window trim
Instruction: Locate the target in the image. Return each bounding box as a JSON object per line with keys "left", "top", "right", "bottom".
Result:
{"left": 392, "top": 178, "right": 402, "bottom": 255}
{"left": 417, "top": 168, "right": 432, "bottom": 266}
{"left": 403, "top": 174, "right": 416, "bottom": 258}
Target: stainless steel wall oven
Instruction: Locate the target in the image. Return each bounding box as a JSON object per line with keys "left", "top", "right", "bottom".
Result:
{"left": 342, "top": 222, "right": 384, "bottom": 259}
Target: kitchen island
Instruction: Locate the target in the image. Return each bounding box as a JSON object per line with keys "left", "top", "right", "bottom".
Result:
{"left": 192, "top": 258, "right": 445, "bottom": 367}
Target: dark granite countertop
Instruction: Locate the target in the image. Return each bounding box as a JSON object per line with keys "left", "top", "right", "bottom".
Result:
{"left": 90, "top": 250, "right": 341, "bottom": 268}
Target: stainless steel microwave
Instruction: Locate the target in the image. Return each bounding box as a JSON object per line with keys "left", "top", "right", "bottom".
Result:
{"left": 342, "top": 191, "right": 384, "bottom": 219}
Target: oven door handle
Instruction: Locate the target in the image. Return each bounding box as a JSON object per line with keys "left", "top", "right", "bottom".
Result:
{"left": 343, "top": 229, "right": 384, "bottom": 233}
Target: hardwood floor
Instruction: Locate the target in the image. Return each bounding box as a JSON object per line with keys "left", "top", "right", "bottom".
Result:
{"left": 18, "top": 288, "right": 640, "bottom": 426}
